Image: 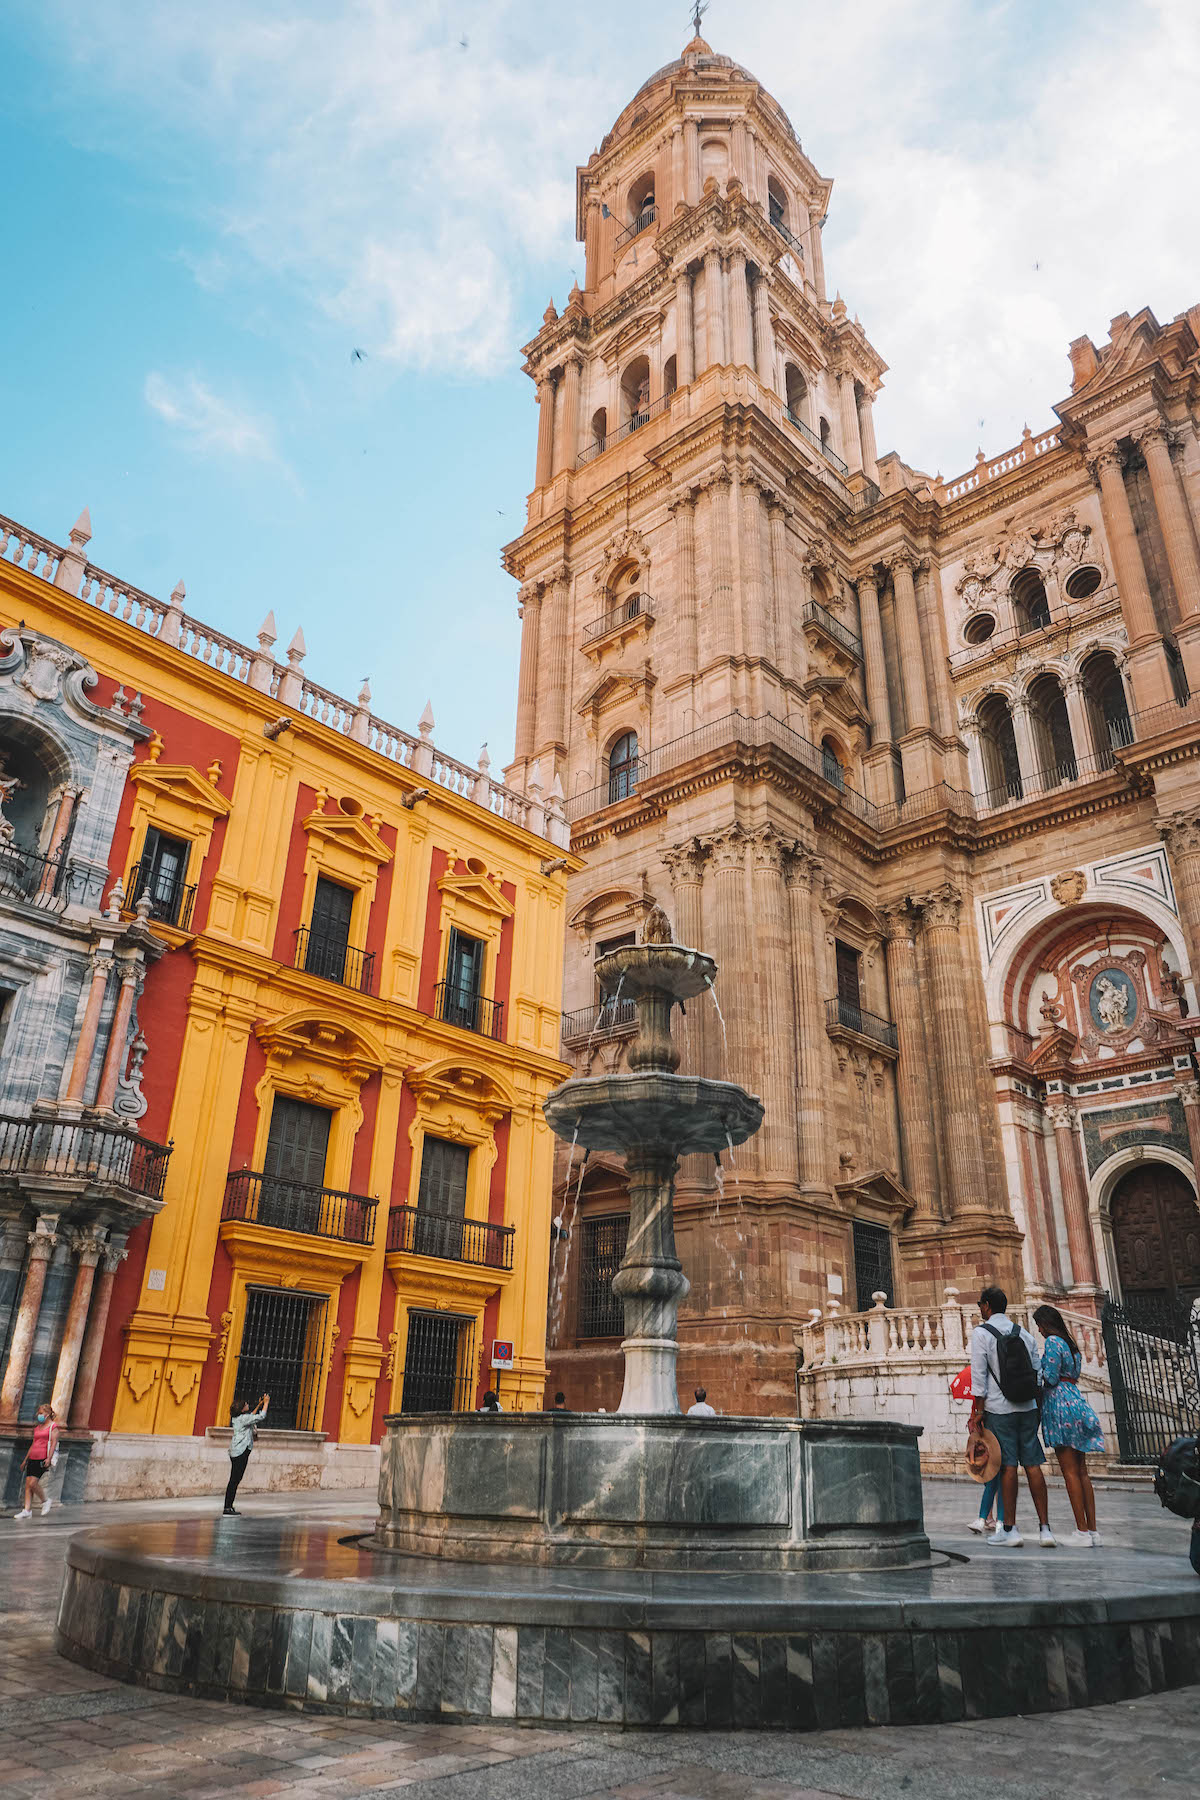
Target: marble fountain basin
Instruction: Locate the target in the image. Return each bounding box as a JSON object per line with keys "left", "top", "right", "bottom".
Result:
{"left": 542, "top": 1071, "right": 764, "bottom": 1157}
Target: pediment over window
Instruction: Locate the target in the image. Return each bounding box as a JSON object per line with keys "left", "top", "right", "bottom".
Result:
{"left": 302, "top": 808, "right": 391, "bottom": 866}
{"left": 256, "top": 1013, "right": 384, "bottom": 1083}
{"left": 834, "top": 1169, "right": 914, "bottom": 1220}
{"left": 438, "top": 863, "right": 514, "bottom": 920}
{"left": 576, "top": 664, "right": 656, "bottom": 721}
{"left": 131, "top": 762, "right": 232, "bottom": 819}
{"left": 407, "top": 1057, "right": 514, "bottom": 1122}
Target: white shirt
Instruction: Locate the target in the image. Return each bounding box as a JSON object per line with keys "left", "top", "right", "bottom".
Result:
{"left": 969, "top": 1314, "right": 1041, "bottom": 1415}
{"left": 687, "top": 1401, "right": 716, "bottom": 1416}
{"left": 229, "top": 1404, "right": 267, "bottom": 1457}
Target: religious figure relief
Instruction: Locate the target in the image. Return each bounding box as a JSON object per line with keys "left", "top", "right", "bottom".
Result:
{"left": 0, "top": 756, "right": 24, "bottom": 848}
{"left": 641, "top": 903, "right": 673, "bottom": 945}
{"left": 1092, "top": 973, "right": 1133, "bottom": 1032}
{"left": 1070, "top": 949, "right": 1158, "bottom": 1055}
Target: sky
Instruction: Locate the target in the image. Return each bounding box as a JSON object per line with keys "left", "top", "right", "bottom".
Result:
{"left": 1, "top": 0, "right": 1197, "bottom": 771}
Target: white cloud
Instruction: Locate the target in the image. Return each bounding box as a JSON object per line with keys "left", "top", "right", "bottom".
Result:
{"left": 143, "top": 371, "right": 287, "bottom": 471}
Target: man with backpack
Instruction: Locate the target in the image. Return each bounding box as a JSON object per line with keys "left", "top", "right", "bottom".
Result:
{"left": 968, "top": 1286, "right": 1056, "bottom": 1547}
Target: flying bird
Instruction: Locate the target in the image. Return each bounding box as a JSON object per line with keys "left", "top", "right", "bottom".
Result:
{"left": 351, "top": 348, "right": 368, "bottom": 363}
{"left": 459, "top": 34, "right": 468, "bottom": 49}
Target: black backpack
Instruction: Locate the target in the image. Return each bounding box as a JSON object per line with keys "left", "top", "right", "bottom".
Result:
{"left": 1154, "top": 1436, "right": 1200, "bottom": 1520}
{"left": 983, "top": 1320, "right": 1040, "bottom": 1405}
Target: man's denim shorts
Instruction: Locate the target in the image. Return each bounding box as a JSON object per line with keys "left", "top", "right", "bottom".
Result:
{"left": 985, "top": 1408, "right": 1045, "bottom": 1468}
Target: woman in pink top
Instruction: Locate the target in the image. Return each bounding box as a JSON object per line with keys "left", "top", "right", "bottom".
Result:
{"left": 15, "top": 1402, "right": 59, "bottom": 1519}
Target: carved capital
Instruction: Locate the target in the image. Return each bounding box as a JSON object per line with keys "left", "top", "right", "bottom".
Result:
{"left": 883, "top": 547, "right": 915, "bottom": 576}
{"left": 1131, "top": 419, "right": 1169, "bottom": 456}
{"left": 103, "top": 1237, "right": 130, "bottom": 1274}
{"left": 913, "top": 882, "right": 963, "bottom": 930}
{"left": 27, "top": 1217, "right": 59, "bottom": 1258}
{"left": 1045, "top": 1102, "right": 1079, "bottom": 1132}
{"left": 853, "top": 566, "right": 880, "bottom": 595}
{"left": 662, "top": 838, "right": 709, "bottom": 884}
{"left": 747, "top": 825, "right": 789, "bottom": 872}
{"left": 698, "top": 465, "right": 733, "bottom": 495}
{"left": 1087, "top": 443, "right": 1124, "bottom": 483}
{"left": 1160, "top": 809, "right": 1200, "bottom": 857}
{"left": 69, "top": 1224, "right": 107, "bottom": 1265}
{"left": 880, "top": 902, "right": 917, "bottom": 944}
{"left": 668, "top": 486, "right": 700, "bottom": 517}
{"left": 1176, "top": 1080, "right": 1200, "bottom": 1109}
{"left": 703, "top": 825, "right": 746, "bottom": 872}
{"left": 783, "top": 846, "right": 823, "bottom": 890}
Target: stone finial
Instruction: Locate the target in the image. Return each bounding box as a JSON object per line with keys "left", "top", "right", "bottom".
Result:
{"left": 567, "top": 281, "right": 583, "bottom": 307}
{"left": 55, "top": 508, "right": 93, "bottom": 594}
{"left": 206, "top": 759, "right": 222, "bottom": 786}
{"left": 134, "top": 888, "right": 153, "bottom": 922}
{"left": 477, "top": 742, "right": 491, "bottom": 773}
{"left": 871, "top": 1290, "right": 889, "bottom": 1311}
{"left": 107, "top": 878, "right": 125, "bottom": 920}
{"left": 159, "top": 579, "right": 185, "bottom": 647}
{"left": 258, "top": 611, "right": 277, "bottom": 651}
{"left": 943, "top": 1286, "right": 960, "bottom": 1304}
{"left": 418, "top": 701, "right": 435, "bottom": 741}
{"left": 286, "top": 627, "right": 306, "bottom": 667}
{"left": 69, "top": 508, "right": 93, "bottom": 547}
{"left": 110, "top": 686, "right": 128, "bottom": 718}
{"left": 527, "top": 756, "right": 544, "bottom": 797}
{"left": 128, "top": 692, "right": 144, "bottom": 723}
{"left": 832, "top": 292, "right": 847, "bottom": 319}
{"left": 543, "top": 298, "right": 559, "bottom": 325}
{"left": 358, "top": 677, "right": 372, "bottom": 708}
{"left": 170, "top": 579, "right": 185, "bottom": 606}
{"left": 548, "top": 771, "right": 564, "bottom": 803}
{"left": 702, "top": 174, "right": 719, "bottom": 195}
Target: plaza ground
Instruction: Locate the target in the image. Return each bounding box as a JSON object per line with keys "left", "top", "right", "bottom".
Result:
{"left": 1, "top": 1478, "right": 1197, "bottom": 1800}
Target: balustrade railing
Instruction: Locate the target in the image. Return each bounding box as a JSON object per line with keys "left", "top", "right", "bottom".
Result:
{"left": 1128, "top": 689, "right": 1200, "bottom": 742}
{"left": 784, "top": 408, "right": 850, "bottom": 476}
{"left": 796, "top": 1296, "right": 1107, "bottom": 1380}
{"left": 125, "top": 859, "right": 197, "bottom": 931}
{"left": 825, "top": 997, "right": 899, "bottom": 1051}
{"left": 770, "top": 215, "right": 806, "bottom": 260}
{"left": 974, "top": 746, "right": 1127, "bottom": 816}
{"left": 0, "top": 844, "right": 71, "bottom": 912}
{"left": 942, "top": 428, "right": 1062, "bottom": 501}
{"left": 0, "top": 515, "right": 62, "bottom": 585}
{"left": 222, "top": 1169, "right": 376, "bottom": 1244}
{"left": 386, "top": 1204, "right": 514, "bottom": 1269}
{"left": 0, "top": 1113, "right": 172, "bottom": 1202}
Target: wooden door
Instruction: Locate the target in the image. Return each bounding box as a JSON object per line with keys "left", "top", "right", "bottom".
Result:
{"left": 1111, "top": 1164, "right": 1200, "bottom": 1304}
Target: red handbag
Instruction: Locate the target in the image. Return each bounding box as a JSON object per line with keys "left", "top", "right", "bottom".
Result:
{"left": 949, "top": 1364, "right": 973, "bottom": 1400}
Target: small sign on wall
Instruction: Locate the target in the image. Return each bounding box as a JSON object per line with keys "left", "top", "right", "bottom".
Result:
{"left": 146, "top": 1269, "right": 166, "bottom": 1291}
{"left": 491, "top": 1340, "right": 514, "bottom": 1371}
{"left": 826, "top": 1272, "right": 843, "bottom": 1297}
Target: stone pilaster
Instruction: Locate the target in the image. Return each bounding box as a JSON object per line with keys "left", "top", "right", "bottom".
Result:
{"left": 1045, "top": 1104, "right": 1101, "bottom": 1291}
{"left": 752, "top": 271, "right": 774, "bottom": 388}
{"left": 1159, "top": 807, "right": 1200, "bottom": 973}
{"left": 747, "top": 828, "right": 798, "bottom": 1179}
{"left": 703, "top": 248, "right": 725, "bottom": 368}
{"left": 784, "top": 847, "right": 828, "bottom": 1192}
{"left": 534, "top": 374, "right": 556, "bottom": 488}
{"left": 881, "top": 905, "right": 940, "bottom": 1219}
{"left": 1178, "top": 1080, "right": 1200, "bottom": 1189}
{"left": 914, "top": 558, "right": 955, "bottom": 741}
{"left": 0, "top": 1216, "right": 58, "bottom": 1423}
{"left": 683, "top": 118, "right": 700, "bottom": 206}
{"left": 766, "top": 498, "right": 794, "bottom": 681}
{"left": 670, "top": 489, "right": 699, "bottom": 676}
{"left": 535, "top": 566, "right": 570, "bottom": 760}
{"left": 514, "top": 584, "right": 542, "bottom": 764}
{"left": 913, "top": 884, "right": 991, "bottom": 1215}
{"left": 1137, "top": 422, "right": 1200, "bottom": 690}
{"left": 702, "top": 469, "right": 735, "bottom": 663}
{"left": 555, "top": 354, "right": 582, "bottom": 476}
{"left": 739, "top": 477, "right": 767, "bottom": 665}
{"left": 856, "top": 570, "right": 892, "bottom": 744}
{"left": 836, "top": 368, "right": 863, "bottom": 472}
{"left": 702, "top": 825, "right": 748, "bottom": 1085}
{"left": 726, "top": 249, "right": 753, "bottom": 369}
{"left": 1089, "top": 443, "right": 1173, "bottom": 710}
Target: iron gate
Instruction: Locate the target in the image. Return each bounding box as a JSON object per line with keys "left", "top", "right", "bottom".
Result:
{"left": 399, "top": 1310, "right": 477, "bottom": 1413}
{"left": 1101, "top": 1295, "right": 1200, "bottom": 1463}
{"left": 853, "top": 1220, "right": 895, "bottom": 1312}
{"left": 233, "top": 1287, "right": 328, "bottom": 1432}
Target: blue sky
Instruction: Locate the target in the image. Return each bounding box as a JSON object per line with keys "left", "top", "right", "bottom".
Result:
{"left": 2, "top": 1, "right": 1196, "bottom": 769}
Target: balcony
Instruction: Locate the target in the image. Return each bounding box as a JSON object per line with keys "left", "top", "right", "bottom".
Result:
{"left": 613, "top": 203, "right": 656, "bottom": 250}
{"left": 825, "top": 997, "right": 899, "bottom": 1054}
{"left": 561, "top": 996, "right": 638, "bottom": 1049}
{"left": 293, "top": 925, "right": 376, "bottom": 994}
{"left": 125, "top": 859, "right": 196, "bottom": 931}
{"left": 387, "top": 1204, "right": 514, "bottom": 1270}
{"left": 433, "top": 981, "right": 504, "bottom": 1039}
{"left": 0, "top": 843, "right": 71, "bottom": 914}
{"left": 583, "top": 594, "right": 654, "bottom": 647}
{"left": 222, "top": 1169, "right": 377, "bottom": 1244}
{"left": 0, "top": 1113, "right": 172, "bottom": 1204}
{"left": 785, "top": 407, "right": 850, "bottom": 477}
{"left": 770, "top": 214, "right": 806, "bottom": 262}
{"left": 802, "top": 599, "right": 862, "bottom": 663}
{"left": 577, "top": 393, "right": 673, "bottom": 467}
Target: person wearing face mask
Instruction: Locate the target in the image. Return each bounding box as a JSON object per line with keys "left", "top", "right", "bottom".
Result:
{"left": 14, "top": 1402, "right": 59, "bottom": 1519}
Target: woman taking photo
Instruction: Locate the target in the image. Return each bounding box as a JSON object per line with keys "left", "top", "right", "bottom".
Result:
{"left": 1033, "top": 1305, "right": 1106, "bottom": 1546}
{"left": 224, "top": 1391, "right": 269, "bottom": 1515}
{"left": 13, "top": 1401, "right": 59, "bottom": 1519}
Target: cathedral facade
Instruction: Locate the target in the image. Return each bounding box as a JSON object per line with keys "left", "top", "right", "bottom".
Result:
{"left": 503, "top": 35, "right": 1200, "bottom": 1414}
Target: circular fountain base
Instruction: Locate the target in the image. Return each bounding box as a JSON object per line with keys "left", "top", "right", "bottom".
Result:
{"left": 376, "top": 1413, "right": 928, "bottom": 1572}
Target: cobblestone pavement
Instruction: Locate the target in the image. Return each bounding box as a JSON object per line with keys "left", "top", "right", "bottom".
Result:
{"left": 1, "top": 1477, "right": 1196, "bottom": 1800}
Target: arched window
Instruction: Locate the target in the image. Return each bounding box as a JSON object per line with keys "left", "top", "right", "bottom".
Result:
{"left": 820, "top": 737, "right": 846, "bottom": 791}
{"left": 590, "top": 407, "right": 608, "bottom": 453}
{"left": 1080, "top": 651, "right": 1131, "bottom": 756}
{"left": 663, "top": 354, "right": 678, "bottom": 397}
{"left": 700, "top": 138, "right": 729, "bottom": 188}
{"left": 626, "top": 171, "right": 656, "bottom": 233}
{"left": 784, "top": 363, "right": 808, "bottom": 426}
{"left": 977, "top": 694, "right": 1023, "bottom": 805}
{"left": 818, "top": 415, "right": 833, "bottom": 451}
{"left": 1012, "top": 568, "right": 1051, "bottom": 635}
{"left": 767, "top": 176, "right": 788, "bottom": 230}
{"left": 608, "top": 732, "right": 639, "bottom": 804}
{"left": 620, "top": 356, "right": 651, "bottom": 430}
{"left": 1027, "top": 674, "right": 1077, "bottom": 790}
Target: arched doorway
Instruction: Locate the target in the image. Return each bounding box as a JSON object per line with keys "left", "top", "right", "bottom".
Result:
{"left": 1110, "top": 1163, "right": 1200, "bottom": 1307}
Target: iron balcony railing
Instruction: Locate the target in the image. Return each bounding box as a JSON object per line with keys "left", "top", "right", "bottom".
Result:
{"left": 433, "top": 980, "right": 504, "bottom": 1040}
{"left": 561, "top": 997, "right": 638, "bottom": 1046}
{"left": 0, "top": 844, "right": 71, "bottom": 913}
{"left": 0, "top": 1113, "right": 172, "bottom": 1202}
{"left": 293, "top": 925, "right": 376, "bottom": 994}
{"left": 974, "top": 746, "right": 1126, "bottom": 815}
{"left": 614, "top": 203, "right": 657, "bottom": 250}
{"left": 125, "top": 859, "right": 197, "bottom": 931}
{"left": 583, "top": 594, "right": 654, "bottom": 644}
{"left": 825, "top": 998, "right": 899, "bottom": 1052}
{"left": 222, "top": 1169, "right": 377, "bottom": 1244}
{"left": 785, "top": 407, "right": 851, "bottom": 477}
{"left": 770, "top": 213, "right": 806, "bottom": 261}
{"left": 1127, "top": 689, "right": 1200, "bottom": 742}
{"left": 387, "top": 1204, "right": 515, "bottom": 1270}
{"left": 802, "top": 599, "right": 862, "bottom": 661}
{"left": 577, "top": 392, "right": 673, "bottom": 466}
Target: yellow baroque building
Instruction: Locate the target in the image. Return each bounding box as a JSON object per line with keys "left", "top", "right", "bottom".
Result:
{"left": 0, "top": 506, "right": 577, "bottom": 1502}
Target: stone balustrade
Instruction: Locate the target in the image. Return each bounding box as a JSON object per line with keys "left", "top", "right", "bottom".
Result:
{"left": 941, "top": 427, "right": 1062, "bottom": 501}
{"left": 795, "top": 1291, "right": 1115, "bottom": 1471}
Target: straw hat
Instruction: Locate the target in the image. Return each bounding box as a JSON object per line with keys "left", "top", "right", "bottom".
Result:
{"left": 965, "top": 1426, "right": 1002, "bottom": 1484}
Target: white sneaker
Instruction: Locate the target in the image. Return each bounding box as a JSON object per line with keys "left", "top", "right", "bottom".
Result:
{"left": 987, "top": 1525, "right": 1023, "bottom": 1546}
{"left": 1089, "top": 1530, "right": 1104, "bottom": 1547}
{"left": 1068, "top": 1529, "right": 1093, "bottom": 1547}
{"left": 1039, "top": 1524, "right": 1057, "bottom": 1547}
{"left": 13, "top": 1508, "right": 31, "bottom": 1520}
{"left": 40, "top": 1498, "right": 52, "bottom": 1516}
{"left": 968, "top": 1516, "right": 987, "bottom": 1533}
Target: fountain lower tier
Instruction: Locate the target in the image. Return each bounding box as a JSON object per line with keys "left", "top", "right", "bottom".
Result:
{"left": 542, "top": 1072, "right": 763, "bottom": 1158}
{"left": 373, "top": 1412, "right": 928, "bottom": 1573}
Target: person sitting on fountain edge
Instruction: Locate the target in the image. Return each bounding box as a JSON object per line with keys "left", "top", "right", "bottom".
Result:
{"left": 544, "top": 1391, "right": 570, "bottom": 1412}
{"left": 688, "top": 1388, "right": 716, "bottom": 1417}
{"left": 478, "top": 1389, "right": 503, "bottom": 1413}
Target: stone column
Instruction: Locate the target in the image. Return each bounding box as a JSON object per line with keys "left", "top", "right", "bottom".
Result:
{"left": 703, "top": 826, "right": 748, "bottom": 1083}
{"left": 1160, "top": 808, "right": 1200, "bottom": 967}
{"left": 888, "top": 552, "right": 931, "bottom": 732}
{"left": 1046, "top": 1104, "right": 1101, "bottom": 1290}
{"left": 663, "top": 839, "right": 708, "bottom": 1068}
{"left": 915, "top": 558, "right": 955, "bottom": 740}
{"left": 748, "top": 829, "right": 799, "bottom": 1178}
{"left": 51, "top": 1228, "right": 105, "bottom": 1420}
{"left": 751, "top": 271, "right": 774, "bottom": 388}
{"left": 1009, "top": 698, "right": 1041, "bottom": 793}
{"left": 856, "top": 571, "right": 893, "bottom": 744}
{"left": 767, "top": 498, "right": 792, "bottom": 679}
{"left": 554, "top": 355, "right": 582, "bottom": 475}
{"left": 670, "top": 122, "right": 684, "bottom": 209}
{"left": 857, "top": 390, "right": 880, "bottom": 483}
{"left": 882, "top": 907, "right": 940, "bottom": 1218}
{"left": 785, "top": 849, "right": 828, "bottom": 1191}
{"left": 69, "top": 1235, "right": 128, "bottom": 1429}
{"left": 836, "top": 370, "right": 863, "bottom": 473}
{"left": 739, "top": 478, "right": 767, "bottom": 665}
{"left": 675, "top": 268, "right": 695, "bottom": 387}
{"left": 535, "top": 566, "right": 570, "bottom": 758}
{"left": 730, "top": 116, "right": 749, "bottom": 189}
{"left": 1063, "top": 674, "right": 1097, "bottom": 766}
{"left": 584, "top": 196, "right": 601, "bottom": 284}
{"left": 961, "top": 715, "right": 986, "bottom": 797}
{"left": 726, "top": 249, "right": 753, "bottom": 369}
{"left": 1138, "top": 422, "right": 1200, "bottom": 688}
{"left": 95, "top": 958, "right": 139, "bottom": 1110}
{"left": 670, "top": 488, "right": 699, "bottom": 676}
{"left": 684, "top": 119, "right": 700, "bottom": 206}
{"left": 514, "top": 585, "right": 542, "bottom": 764}
{"left": 37, "top": 788, "right": 78, "bottom": 898}
{"left": 0, "top": 1216, "right": 58, "bottom": 1423}
{"left": 914, "top": 885, "right": 991, "bottom": 1214}
{"left": 64, "top": 954, "right": 113, "bottom": 1105}
{"left": 809, "top": 210, "right": 826, "bottom": 299}
{"left": 1090, "top": 444, "right": 1171, "bottom": 709}
{"left": 704, "top": 249, "right": 726, "bottom": 368}
{"left": 1178, "top": 1080, "right": 1200, "bottom": 1189}
{"left": 534, "top": 375, "right": 556, "bottom": 488}
{"left": 703, "top": 470, "right": 735, "bottom": 661}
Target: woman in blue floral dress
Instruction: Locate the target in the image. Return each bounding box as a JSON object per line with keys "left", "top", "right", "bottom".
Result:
{"left": 1034, "top": 1305, "right": 1106, "bottom": 1546}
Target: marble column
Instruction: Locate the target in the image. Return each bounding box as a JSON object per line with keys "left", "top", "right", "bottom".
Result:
{"left": 69, "top": 1236, "right": 128, "bottom": 1429}
{"left": 95, "top": 959, "right": 139, "bottom": 1110}
{"left": 536, "top": 566, "right": 571, "bottom": 758}
{"left": 727, "top": 250, "right": 753, "bottom": 369}
{"left": 751, "top": 272, "right": 774, "bottom": 389}
{"left": 882, "top": 907, "right": 940, "bottom": 1218}
{"left": 856, "top": 571, "right": 893, "bottom": 744}
{"left": 748, "top": 828, "right": 799, "bottom": 1178}
{"left": 64, "top": 954, "right": 113, "bottom": 1105}
{"left": 534, "top": 375, "right": 556, "bottom": 488}
{"left": 1090, "top": 444, "right": 1171, "bottom": 708}
{"left": 1046, "top": 1104, "right": 1101, "bottom": 1289}
{"left": 37, "top": 788, "right": 78, "bottom": 898}
{"left": 836, "top": 370, "right": 863, "bottom": 473}
{"left": 514, "top": 585, "right": 542, "bottom": 764}
{"left": 704, "top": 470, "right": 735, "bottom": 661}
{"left": 914, "top": 885, "right": 991, "bottom": 1214}
{"left": 51, "top": 1228, "right": 105, "bottom": 1419}
{"left": 888, "top": 552, "right": 931, "bottom": 732}
{"left": 704, "top": 249, "right": 726, "bottom": 368}
{"left": 785, "top": 849, "right": 828, "bottom": 1191}
{"left": 670, "top": 489, "right": 699, "bottom": 674}
{"left": 554, "top": 355, "right": 582, "bottom": 475}
{"left": 1159, "top": 808, "right": 1200, "bottom": 967}
{"left": 0, "top": 1216, "right": 58, "bottom": 1423}
{"left": 684, "top": 119, "right": 700, "bottom": 206}
{"left": 1063, "top": 674, "right": 1097, "bottom": 766}
{"left": 767, "top": 499, "right": 793, "bottom": 680}
{"left": 675, "top": 268, "right": 695, "bottom": 386}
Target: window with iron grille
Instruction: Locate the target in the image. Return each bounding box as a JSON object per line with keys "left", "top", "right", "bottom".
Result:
{"left": 399, "top": 1308, "right": 477, "bottom": 1413}
{"left": 137, "top": 826, "right": 191, "bottom": 925}
{"left": 852, "top": 1220, "right": 895, "bottom": 1312}
{"left": 414, "top": 1135, "right": 470, "bottom": 1260}
{"left": 304, "top": 876, "right": 355, "bottom": 981}
{"left": 578, "top": 1213, "right": 628, "bottom": 1338}
{"left": 233, "top": 1286, "right": 328, "bottom": 1431}
{"left": 260, "top": 1096, "right": 332, "bottom": 1234}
